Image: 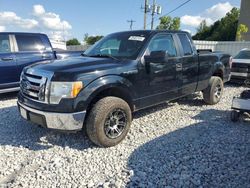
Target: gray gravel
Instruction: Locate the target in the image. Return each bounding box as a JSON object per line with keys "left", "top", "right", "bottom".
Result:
{"left": 0, "top": 85, "right": 250, "bottom": 188}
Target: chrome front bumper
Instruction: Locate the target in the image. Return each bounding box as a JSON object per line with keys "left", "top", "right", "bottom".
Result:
{"left": 18, "top": 102, "right": 86, "bottom": 131}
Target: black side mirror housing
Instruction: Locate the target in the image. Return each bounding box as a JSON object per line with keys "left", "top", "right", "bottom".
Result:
{"left": 53, "top": 50, "right": 57, "bottom": 59}
{"left": 144, "top": 51, "right": 169, "bottom": 64}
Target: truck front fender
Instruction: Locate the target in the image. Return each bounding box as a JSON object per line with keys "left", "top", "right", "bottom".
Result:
{"left": 74, "top": 75, "right": 136, "bottom": 111}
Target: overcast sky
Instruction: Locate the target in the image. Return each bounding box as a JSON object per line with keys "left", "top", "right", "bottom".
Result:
{"left": 0, "top": 0, "right": 241, "bottom": 42}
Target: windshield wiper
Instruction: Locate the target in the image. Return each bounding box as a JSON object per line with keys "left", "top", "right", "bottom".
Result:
{"left": 81, "top": 53, "right": 89, "bottom": 57}
{"left": 89, "top": 54, "right": 118, "bottom": 60}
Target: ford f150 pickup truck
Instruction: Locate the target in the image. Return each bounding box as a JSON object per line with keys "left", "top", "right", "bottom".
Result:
{"left": 0, "top": 32, "right": 82, "bottom": 94}
{"left": 18, "top": 30, "right": 231, "bottom": 147}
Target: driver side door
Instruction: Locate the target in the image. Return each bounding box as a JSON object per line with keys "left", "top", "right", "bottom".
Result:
{"left": 141, "top": 34, "right": 182, "bottom": 107}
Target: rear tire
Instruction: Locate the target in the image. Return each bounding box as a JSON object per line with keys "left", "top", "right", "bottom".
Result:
{"left": 203, "top": 76, "right": 223, "bottom": 105}
{"left": 86, "top": 97, "right": 132, "bottom": 147}
{"left": 231, "top": 110, "right": 240, "bottom": 122}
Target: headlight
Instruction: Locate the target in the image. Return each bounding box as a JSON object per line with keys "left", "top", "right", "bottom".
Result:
{"left": 50, "top": 81, "right": 83, "bottom": 104}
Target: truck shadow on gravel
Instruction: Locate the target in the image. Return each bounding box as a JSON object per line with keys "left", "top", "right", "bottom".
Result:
{"left": 132, "top": 94, "right": 204, "bottom": 120}
{"left": 0, "top": 105, "right": 95, "bottom": 151}
{"left": 126, "top": 109, "right": 250, "bottom": 188}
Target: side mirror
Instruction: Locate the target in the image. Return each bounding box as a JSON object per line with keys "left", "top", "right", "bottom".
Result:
{"left": 144, "top": 51, "right": 168, "bottom": 64}
{"left": 53, "top": 50, "right": 57, "bottom": 59}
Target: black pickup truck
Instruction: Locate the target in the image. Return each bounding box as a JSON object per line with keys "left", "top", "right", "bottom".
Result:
{"left": 18, "top": 30, "right": 231, "bottom": 147}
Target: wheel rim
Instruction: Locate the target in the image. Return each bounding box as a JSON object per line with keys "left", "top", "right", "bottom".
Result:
{"left": 214, "top": 84, "right": 222, "bottom": 99}
{"left": 104, "top": 108, "right": 127, "bottom": 139}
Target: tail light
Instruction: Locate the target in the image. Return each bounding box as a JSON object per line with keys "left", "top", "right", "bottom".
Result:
{"left": 229, "top": 56, "right": 233, "bottom": 69}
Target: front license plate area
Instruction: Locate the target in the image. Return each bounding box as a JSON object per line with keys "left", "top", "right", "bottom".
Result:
{"left": 20, "top": 107, "right": 28, "bottom": 119}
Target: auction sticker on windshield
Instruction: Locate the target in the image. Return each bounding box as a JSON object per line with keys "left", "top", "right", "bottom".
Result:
{"left": 128, "top": 36, "right": 145, "bottom": 41}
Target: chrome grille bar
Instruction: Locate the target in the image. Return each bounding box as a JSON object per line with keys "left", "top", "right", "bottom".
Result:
{"left": 20, "top": 68, "right": 53, "bottom": 103}
{"left": 21, "top": 71, "right": 47, "bottom": 102}
{"left": 24, "top": 75, "right": 42, "bottom": 85}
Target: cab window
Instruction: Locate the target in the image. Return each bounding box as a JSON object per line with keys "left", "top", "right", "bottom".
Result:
{"left": 146, "top": 34, "right": 177, "bottom": 57}
{"left": 178, "top": 34, "right": 193, "bottom": 56}
{"left": 0, "top": 34, "right": 11, "bottom": 53}
{"left": 234, "top": 50, "right": 250, "bottom": 59}
{"left": 16, "top": 34, "right": 45, "bottom": 52}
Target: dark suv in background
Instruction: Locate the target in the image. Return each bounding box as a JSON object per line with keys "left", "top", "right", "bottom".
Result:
{"left": 0, "top": 32, "right": 81, "bottom": 94}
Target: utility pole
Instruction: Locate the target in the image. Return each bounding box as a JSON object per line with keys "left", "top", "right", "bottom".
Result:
{"left": 144, "top": 0, "right": 148, "bottom": 30}
{"left": 141, "top": 0, "right": 162, "bottom": 30}
{"left": 127, "top": 19, "right": 136, "bottom": 30}
{"left": 151, "top": 0, "right": 156, "bottom": 30}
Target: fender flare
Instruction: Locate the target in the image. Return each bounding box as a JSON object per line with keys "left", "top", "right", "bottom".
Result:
{"left": 212, "top": 61, "right": 225, "bottom": 78}
{"left": 74, "top": 75, "right": 136, "bottom": 111}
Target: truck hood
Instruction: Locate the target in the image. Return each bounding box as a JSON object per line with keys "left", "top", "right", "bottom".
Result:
{"left": 29, "top": 56, "right": 122, "bottom": 73}
{"left": 28, "top": 56, "right": 135, "bottom": 82}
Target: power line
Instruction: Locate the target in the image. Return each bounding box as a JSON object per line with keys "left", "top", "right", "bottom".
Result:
{"left": 144, "top": 0, "right": 192, "bottom": 29}
{"left": 160, "top": 0, "right": 192, "bottom": 18}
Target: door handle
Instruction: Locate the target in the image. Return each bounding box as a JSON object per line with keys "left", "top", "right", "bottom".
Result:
{"left": 1, "top": 57, "right": 14, "bottom": 61}
{"left": 176, "top": 63, "right": 182, "bottom": 71}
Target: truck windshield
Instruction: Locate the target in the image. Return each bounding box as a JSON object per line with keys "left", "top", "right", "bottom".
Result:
{"left": 83, "top": 32, "right": 149, "bottom": 60}
{"left": 234, "top": 50, "right": 250, "bottom": 59}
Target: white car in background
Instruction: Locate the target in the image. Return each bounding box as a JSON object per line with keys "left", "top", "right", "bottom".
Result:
{"left": 231, "top": 48, "right": 250, "bottom": 82}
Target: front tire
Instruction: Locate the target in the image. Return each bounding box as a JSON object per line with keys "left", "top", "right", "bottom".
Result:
{"left": 203, "top": 76, "right": 224, "bottom": 105}
{"left": 86, "top": 97, "right": 132, "bottom": 147}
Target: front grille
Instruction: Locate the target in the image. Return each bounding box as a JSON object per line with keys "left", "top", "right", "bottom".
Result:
{"left": 20, "top": 72, "right": 47, "bottom": 102}
{"left": 232, "top": 63, "right": 249, "bottom": 73}
{"left": 232, "top": 63, "right": 249, "bottom": 68}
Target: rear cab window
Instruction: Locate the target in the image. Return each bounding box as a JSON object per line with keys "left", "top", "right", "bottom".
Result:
{"left": 178, "top": 33, "right": 193, "bottom": 56}
{"left": 15, "top": 34, "right": 45, "bottom": 52}
{"left": 0, "top": 34, "right": 11, "bottom": 53}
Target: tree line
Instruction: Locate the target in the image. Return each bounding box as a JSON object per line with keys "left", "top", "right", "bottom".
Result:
{"left": 66, "top": 34, "right": 104, "bottom": 46}
{"left": 66, "top": 7, "right": 247, "bottom": 46}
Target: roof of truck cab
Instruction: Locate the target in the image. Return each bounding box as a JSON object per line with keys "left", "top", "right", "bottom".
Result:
{"left": 1, "top": 30, "right": 189, "bottom": 37}
{"left": 0, "top": 32, "right": 47, "bottom": 36}
{"left": 112, "top": 30, "right": 189, "bottom": 35}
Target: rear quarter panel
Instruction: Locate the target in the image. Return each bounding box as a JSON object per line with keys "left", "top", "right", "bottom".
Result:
{"left": 196, "top": 53, "right": 229, "bottom": 91}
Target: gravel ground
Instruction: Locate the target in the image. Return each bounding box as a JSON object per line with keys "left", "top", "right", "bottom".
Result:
{"left": 0, "top": 85, "right": 249, "bottom": 188}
